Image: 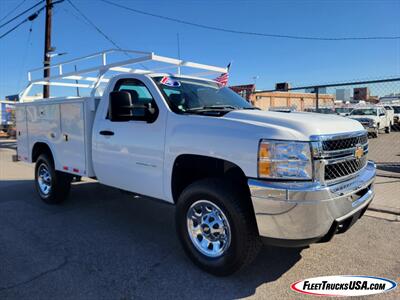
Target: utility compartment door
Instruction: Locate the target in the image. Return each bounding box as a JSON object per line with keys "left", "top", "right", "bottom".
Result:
{"left": 15, "top": 106, "right": 29, "bottom": 161}
{"left": 59, "top": 102, "right": 86, "bottom": 176}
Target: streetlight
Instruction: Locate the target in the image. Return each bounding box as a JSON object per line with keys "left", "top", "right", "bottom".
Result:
{"left": 46, "top": 52, "right": 67, "bottom": 58}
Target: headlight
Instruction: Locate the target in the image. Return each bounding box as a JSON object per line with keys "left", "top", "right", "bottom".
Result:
{"left": 258, "top": 140, "right": 312, "bottom": 180}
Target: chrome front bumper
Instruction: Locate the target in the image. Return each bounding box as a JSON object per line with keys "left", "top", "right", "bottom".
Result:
{"left": 359, "top": 124, "right": 376, "bottom": 133}
{"left": 248, "top": 161, "right": 376, "bottom": 244}
{"left": 365, "top": 126, "right": 377, "bottom": 133}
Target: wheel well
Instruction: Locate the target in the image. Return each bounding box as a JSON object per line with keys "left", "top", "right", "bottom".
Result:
{"left": 171, "top": 154, "right": 249, "bottom": 203}
{"left": 31, "top": 142, "right": 54, "bottom": 164}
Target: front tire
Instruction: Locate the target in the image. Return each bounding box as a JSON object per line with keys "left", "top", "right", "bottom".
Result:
{"left": 374, "top": 127, "right": 379, "bottom": 138}
{"left": 175, "top": 178, "right": 261, "bottom": 276}
{"left": 35, "top": 154, "right": 72, "bottom": 204}
{"left": 385, "top": 124, "right": 391, "bottom": 133}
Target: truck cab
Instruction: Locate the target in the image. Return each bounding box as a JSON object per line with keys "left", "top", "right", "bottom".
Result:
{"left": 16, "top": 50, "right": 376, "bottom": 276}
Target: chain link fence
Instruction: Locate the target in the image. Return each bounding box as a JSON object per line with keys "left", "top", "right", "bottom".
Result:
{"left": 252, "top": 77, "right": 399, "bottom": 114}
{"left": 251, "top": 77, "right": 400, "bottom": 178}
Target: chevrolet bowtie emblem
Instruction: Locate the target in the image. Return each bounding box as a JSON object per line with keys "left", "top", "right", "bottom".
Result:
{"left": 355, "top": 146, "right": 364, "bottom": 159}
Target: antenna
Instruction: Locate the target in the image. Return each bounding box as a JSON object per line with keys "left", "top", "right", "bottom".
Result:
{"left": 177, "top": 33, "right": 181, "bottom": 74}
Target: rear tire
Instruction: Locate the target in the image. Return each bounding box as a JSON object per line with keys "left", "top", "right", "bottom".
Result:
{"left": 175, "top": 178, "right": 261, "bottom": 276}
{"left": 35, "top": 154, "right": 72, "bottom": 204}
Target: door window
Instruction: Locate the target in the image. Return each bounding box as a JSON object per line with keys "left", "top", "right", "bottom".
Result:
{"left": 117, "top": 83, "right": 154, "bottom": 106}
{"left": 109, "top": 78, "right": 159, "bottom": 122}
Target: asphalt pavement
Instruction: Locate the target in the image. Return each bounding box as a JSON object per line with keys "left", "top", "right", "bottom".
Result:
{"left": 0, "top": 138, "right": 399, "bottom": 300}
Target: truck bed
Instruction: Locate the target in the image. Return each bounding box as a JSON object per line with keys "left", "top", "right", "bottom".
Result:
{"left": 16, "top": 97, "right": 99, "bottom": 177}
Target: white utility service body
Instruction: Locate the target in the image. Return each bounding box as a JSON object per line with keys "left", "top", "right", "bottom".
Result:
{"left": 17, "top": 97, "right": 96, "bottom": 176}
{"left": 16, "top": 50, "right": 376, "bottom": 275}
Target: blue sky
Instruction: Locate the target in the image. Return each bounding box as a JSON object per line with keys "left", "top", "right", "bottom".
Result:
{"left": 0, "top": 0, "right": 399, "bottom": 99}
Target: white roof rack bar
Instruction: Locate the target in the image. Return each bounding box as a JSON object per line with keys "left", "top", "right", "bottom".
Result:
{"left": 22, "top": 49, "right": 228, "bottom": 102}
{"left": 28, "top": 49, "right": 152, "bottom": 73}
{"left": 109, "top": 66, "right": 152, "bottom": 74}
{"left": 188, "top": 71, "right": 226, "bottom": 77}
{"left": 33, "top": 81, "right": 93, "bottom": 88}
{"left": 63, "top": 75, "right": 110, "bottom": 83}
{"left": 151, "top": 54, "right": 227, "bottom": 73}
{"left": 29, "top": 54, "right": 153, "bottom": 84}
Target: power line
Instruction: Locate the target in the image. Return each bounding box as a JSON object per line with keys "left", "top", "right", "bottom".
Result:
{"left": 0, "top": 0, "right": 28, "bottom": 22}
{"left": 17, "top": 23, "right": 34, "bottom": 90}
{"left": 66, "top": 0, "right": 148, "bottom": 69}
{"left": 0, "top": 9, "right": 42, "bottom": 40}
{"left": 100, "top": 0, "right": 400, "bottom": 41}
{"left": 0, "top": 0, "right": 64, "bottom": 40}
{"left": 66, "top": 0, "right": 125, "bottom": 51}
{"left": 0, "top": 0, "right": 44, "bottom": 29}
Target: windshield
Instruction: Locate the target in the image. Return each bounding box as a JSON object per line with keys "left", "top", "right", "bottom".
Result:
{"left": 351, "top": 108, "right": 377, "bottom": 116}
{"left": 153, "top": 76, "right": 253, "bottom": 114}
{"left": 393, "top": 106, "right": 400, "bottom": 113}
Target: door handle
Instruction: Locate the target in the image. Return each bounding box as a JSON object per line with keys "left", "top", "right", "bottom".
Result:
{"left": 99, "top": 130, "right": 114, "bottom": 136}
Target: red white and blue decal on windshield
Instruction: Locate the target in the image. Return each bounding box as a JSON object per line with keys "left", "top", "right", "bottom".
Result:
{"left": 160, "top": 76, "right": 181, "bottom": 87}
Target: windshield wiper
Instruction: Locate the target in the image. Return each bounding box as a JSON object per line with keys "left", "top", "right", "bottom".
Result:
{"left": 241, "top": 107, "right": 260, "bottom": 110}
{"left": 184, "top": 105, "right": 260, "bottom": 113}
{"left": 203, "top": 105, "right": 238, "bottom": 110}
{"left": 184, "top": 105, "right": 237, "bottom": 112}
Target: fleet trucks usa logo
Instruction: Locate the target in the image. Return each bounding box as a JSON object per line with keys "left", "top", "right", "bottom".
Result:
{"left": 291, "top": 276, "right": 397, "bottom": 297}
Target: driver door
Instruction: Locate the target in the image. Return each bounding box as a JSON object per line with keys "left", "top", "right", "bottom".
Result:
{"left": 93, "top": 77, "right": 166, "bottom": 199}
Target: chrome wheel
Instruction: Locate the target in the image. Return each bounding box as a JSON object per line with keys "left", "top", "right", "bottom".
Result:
{"left": 186, "top": 200, "right": 231, "bottom": 258}
{"left": 37, "top": 163, "right": 52, "bottom": 195}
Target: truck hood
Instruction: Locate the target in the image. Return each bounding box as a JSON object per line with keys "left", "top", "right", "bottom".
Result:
{"left": 348, "top": 115, "right": 377, "bottom": 121}
{"left": 223, "top": 110, "right": 364, "bottom": 140}
{"left": 347, "top": 116, "right": 373, "bottom": 123}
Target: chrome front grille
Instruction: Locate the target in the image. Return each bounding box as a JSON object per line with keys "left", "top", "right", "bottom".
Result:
{"left": 324, "top": 156, "right": 367, "bottom": 181}
{"left": 311, "top": 131, "right": 369, "bottom": 184}
{"left": 322, "top": 134, "right": 368, "bottom": 151}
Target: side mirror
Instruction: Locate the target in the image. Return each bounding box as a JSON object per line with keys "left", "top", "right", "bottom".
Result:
{"left": 131, "top": 102, "right": 157, "bottom": 122}
{"left": 109, "top": 91, "right": 157, "bottom": 122}
{"left": 379, "top": 113, "right": 385, "bottom": 116}
{"left": 109, "top": 91, "right": 133, "bottom": 122}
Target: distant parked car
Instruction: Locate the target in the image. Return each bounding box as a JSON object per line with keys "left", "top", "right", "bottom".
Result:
{"left": 334, "top": 107, "right": 353, "bottom": 116}
{"left": 391, "top": 105, "right": 400, "bottom": 125}
{"left": 348, "top": 107, "right": 391, "bottom": 137}
{"left": 304, "top": 107, "right": 335, "bottom": 114}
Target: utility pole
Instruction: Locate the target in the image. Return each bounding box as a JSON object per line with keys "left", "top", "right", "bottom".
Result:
{"left": 43, "top": 0, "right": 53, "bottom": 98}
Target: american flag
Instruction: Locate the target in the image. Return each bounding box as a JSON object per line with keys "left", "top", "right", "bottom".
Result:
{"left": 214, "top": 63, "right": 231, "bottom": 87}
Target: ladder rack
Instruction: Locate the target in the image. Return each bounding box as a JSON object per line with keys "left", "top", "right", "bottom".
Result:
{"left": 20, "top": 49, "right": 228, "bottom": 102}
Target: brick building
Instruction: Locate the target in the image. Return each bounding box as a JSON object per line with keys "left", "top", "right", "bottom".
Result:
{"left": 353, "top": 87, "right": 370, "bottom": 101}
{"left": 250, "top": 91, "right": 335, "bottom": 111}
{"left": 229, "top": 84, "right": 255, "bottom": 101}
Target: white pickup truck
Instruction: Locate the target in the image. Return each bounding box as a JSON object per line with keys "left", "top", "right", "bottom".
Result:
{"left": 348, "top": 107, "right": 392, "bottom": 137}
{"left": 392, "top": 105, "right": 400, "bottom": 125}
{"left": 16, "top": 50, "right": 376, "bottom": 275}
{"left": 383, "top": 105, "right": 396, "bottom": 127}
